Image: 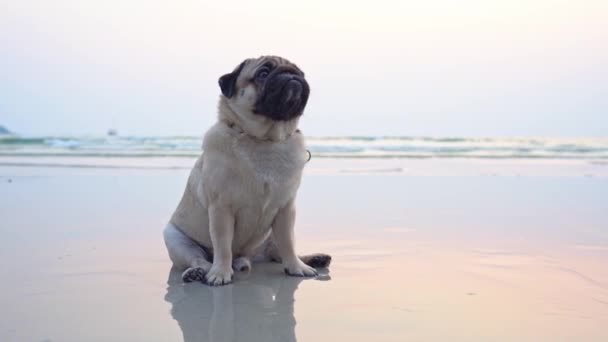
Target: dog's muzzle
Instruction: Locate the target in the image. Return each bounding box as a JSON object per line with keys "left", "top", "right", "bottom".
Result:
{"left": 255, "top": 71, "right": 310, "bottom": 121}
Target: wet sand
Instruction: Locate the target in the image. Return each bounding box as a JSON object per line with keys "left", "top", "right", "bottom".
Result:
{"left": 1, "top": 159, "right": 607, "bottom": 341}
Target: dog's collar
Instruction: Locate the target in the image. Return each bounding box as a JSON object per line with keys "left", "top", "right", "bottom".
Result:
{"left": 221, "top": 120, "right": 311, "bottom": 163}
{"left": 222, "top": 119, "right": 297, "bottom": 142}
{"left": 224, "top": 120, "right": 271, "bottom": 141}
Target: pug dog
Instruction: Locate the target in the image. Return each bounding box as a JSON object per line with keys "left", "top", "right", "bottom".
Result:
{"left": 163, "top": 56, "right": 331, "bottom": 286}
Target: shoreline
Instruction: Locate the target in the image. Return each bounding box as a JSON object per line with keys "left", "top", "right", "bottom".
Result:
{"left": 1, "top": 156, "right": 607, "bottom": 178}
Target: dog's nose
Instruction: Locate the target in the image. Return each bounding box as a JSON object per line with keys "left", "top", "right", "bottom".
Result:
{"left": 285, "top": 79, "right": 303, "bottom": 100}
{"left": 255, "top": 71, "right": 309, "bottom": 121}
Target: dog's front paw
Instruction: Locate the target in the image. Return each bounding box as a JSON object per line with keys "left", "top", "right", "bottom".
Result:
{"left": 205, "top": 265, "right": 234, "bottom": 286}
{"left": 182, "top": 267, "right": 207, "bottom": 283}
{"left": 284, "top": 260, "right": 318, "bottom": 277}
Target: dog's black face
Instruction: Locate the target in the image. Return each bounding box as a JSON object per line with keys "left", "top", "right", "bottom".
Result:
{"left": 219, "top": 56, "right": 310, "bottom": 122}
{"left": 253, "top": 63, "right": 309, "bottom": 121}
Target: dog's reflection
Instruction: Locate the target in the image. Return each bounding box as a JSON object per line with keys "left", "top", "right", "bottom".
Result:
{"left": 165, "top": 264, "right": 325, "bottom": 342}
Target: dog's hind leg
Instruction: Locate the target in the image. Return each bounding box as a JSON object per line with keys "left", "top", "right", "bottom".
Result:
{"left": 232, "top": 231, "right": 273, "bottom": 272}
{"left": 298, "top": 253, "right": 333, "bottom": 268}
{"left": 232, "top": 257, "right": 252, "bottom": 272}
{"left": 163, "top": 223, "right": 213, "bottom": 282}
{"left": 261, "top": 237, "right": 332, "bottom": 268}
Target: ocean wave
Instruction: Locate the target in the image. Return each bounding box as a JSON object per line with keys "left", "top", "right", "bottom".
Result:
{"left": 1, "top": 135, "right": 607, "bottom": 160}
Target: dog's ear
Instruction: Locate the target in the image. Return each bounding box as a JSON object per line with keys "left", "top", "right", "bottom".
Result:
{"left": 218, "top": 61, "right": 246, "bottom": 98}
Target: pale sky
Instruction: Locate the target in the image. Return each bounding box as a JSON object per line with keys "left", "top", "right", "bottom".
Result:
{"left": 1, "top": 0, "right": 607, "bottom": 137}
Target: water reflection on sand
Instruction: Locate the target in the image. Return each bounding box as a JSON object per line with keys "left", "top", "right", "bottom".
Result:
{"left": 165, "top": 264, "right": 329, "bottom": 342}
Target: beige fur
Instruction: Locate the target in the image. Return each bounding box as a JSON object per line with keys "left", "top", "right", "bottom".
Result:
{"left": 164, "top": 56, "right": 326, "bottom": 286}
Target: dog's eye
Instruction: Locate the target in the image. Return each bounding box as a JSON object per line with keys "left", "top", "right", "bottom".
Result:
{"left": 256, "top": 68, "right": 270, "bottom": 80}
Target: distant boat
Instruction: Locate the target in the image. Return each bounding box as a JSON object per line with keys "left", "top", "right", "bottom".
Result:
{"left": 107, "top": 129, "right": 118, "bottom": 136}
{"left": 0, "top": 125, "right": 12, "bottom": 135}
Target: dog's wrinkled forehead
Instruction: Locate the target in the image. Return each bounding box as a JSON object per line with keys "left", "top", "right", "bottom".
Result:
{"left": 219, "top": 56, "right": 304, "bottom": 99}
{"left": 237, "top": 56, "right": 302, "bottom": 84}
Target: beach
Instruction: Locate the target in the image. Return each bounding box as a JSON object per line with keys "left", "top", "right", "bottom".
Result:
{"left": 1, "top": 157, "right": 607, "bottom": 341}
{"left": 2, "top": 0, "right": 607, "bottom": 339}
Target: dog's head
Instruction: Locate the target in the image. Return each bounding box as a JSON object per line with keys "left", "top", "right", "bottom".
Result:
{"left": 218, "top": 56, "right": 310, "bottom": 123}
